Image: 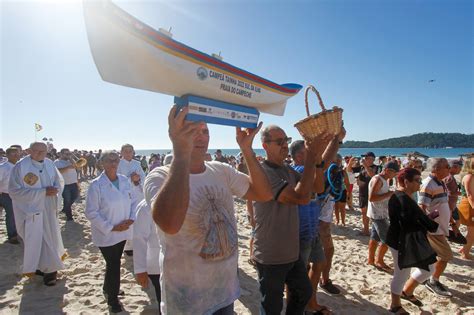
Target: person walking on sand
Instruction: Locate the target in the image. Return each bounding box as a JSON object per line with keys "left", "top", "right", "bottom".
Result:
{"left": 419, "top": 158, "right": 460, "bottom": 297}
{"left": 367, "top": 161, "right": 399, "bottom": 273}
{"left": 144, "top": 106, "right": 272, "bottom": 314}
{"left": 253, "top": 125, "right": 336, "bottom": 315}
{"left": 9, "top": 142, "right": 66, "bottom": 286}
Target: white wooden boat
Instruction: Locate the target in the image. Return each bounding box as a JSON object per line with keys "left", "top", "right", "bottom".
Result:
{"left": 83, "top": 0, "right": 302, "bottom": 115}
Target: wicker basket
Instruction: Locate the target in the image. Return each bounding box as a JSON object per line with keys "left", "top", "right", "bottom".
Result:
{"left": 294, "top": 85, "right": 343, "bottom": 140}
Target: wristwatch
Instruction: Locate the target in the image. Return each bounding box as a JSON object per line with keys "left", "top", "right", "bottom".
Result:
{"left": 315, "top": 161, "right": 325, "bottom": 169}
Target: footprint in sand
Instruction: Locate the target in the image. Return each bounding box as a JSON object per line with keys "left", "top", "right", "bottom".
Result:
{"left": 359, "top": 288, "right": 374, "bottom": 295}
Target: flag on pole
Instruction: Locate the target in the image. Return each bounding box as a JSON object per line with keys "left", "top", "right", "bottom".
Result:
{"left": 35, "top": 123, "right": 43, "bottom": 131}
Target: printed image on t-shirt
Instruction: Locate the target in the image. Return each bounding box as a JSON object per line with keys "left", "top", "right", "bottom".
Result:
{"left": 189, "top": 185, "right": 238, "bottom": 261}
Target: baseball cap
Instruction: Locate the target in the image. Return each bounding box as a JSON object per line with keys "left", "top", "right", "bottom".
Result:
{"left": 362, "top": 151, "right": 375, "bottom": 158}
{"left": 384, "top": 160, "right": 400, "bottom": 172}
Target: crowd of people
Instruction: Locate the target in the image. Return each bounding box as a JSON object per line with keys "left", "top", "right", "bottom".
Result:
{"left": 0, "top": 107, "right": 473, "bottom": 314}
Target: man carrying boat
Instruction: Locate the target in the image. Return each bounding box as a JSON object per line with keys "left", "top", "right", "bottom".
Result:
{"left": 144, "top": 106, "right": 272, "bottom": 314}
{"left": 252, "top": 125, "right": 335, "bottom": 315}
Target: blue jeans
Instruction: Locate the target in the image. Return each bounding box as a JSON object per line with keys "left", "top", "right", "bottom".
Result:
{"left": 62, "top": 183, "right": 79, "bottom": 220}
{"left": 0, "top": 193, "right": 17, "bottom": 239}
{"left": 256, "top": 257, "right": 312, "bottom": 315}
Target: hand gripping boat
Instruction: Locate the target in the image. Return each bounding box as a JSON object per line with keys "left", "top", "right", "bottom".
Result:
{"left": 83, "top": 1, "right": 302, "bottom": 127}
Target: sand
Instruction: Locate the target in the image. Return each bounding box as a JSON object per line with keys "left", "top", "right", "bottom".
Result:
{"left": 0, "top": 180, "right": 473, "bottom": 314}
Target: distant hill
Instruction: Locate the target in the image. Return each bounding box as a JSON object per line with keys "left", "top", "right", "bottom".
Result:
{"left": 342, "top": 133, "right": 474, "bottom": 148}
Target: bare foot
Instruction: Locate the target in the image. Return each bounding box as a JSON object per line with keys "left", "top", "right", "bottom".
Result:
{"left": 459, "top": 248, "right": 473, "bottom": 260}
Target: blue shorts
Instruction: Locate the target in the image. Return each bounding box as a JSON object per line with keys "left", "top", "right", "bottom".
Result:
{"left": 300, "top": 235, "right": 326, "bottom": 266}
{"left": 370, "top": 218, "right": 390, "bottom": 244}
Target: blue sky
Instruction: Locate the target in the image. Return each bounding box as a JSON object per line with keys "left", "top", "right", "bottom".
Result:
{"left": 1, "top": 0, "right": 472, "bottom": 151}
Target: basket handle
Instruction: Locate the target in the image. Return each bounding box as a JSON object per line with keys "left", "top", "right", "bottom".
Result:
{"left": 304, "top": 85, "right": 326, "bottom": 117}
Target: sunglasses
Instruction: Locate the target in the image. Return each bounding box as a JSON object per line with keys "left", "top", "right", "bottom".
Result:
{"left": 104, "top": 158, "right": 120, "bottom": 163}
{"left": 412, "top": 178, "right": 422, "bottom": 184}
{"left": 266, "top": 137, "right": 292, "bottom": 146}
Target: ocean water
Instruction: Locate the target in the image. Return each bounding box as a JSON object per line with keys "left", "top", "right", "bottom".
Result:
{"left": 136, "top": 147, "right": 474, "bottom": 159}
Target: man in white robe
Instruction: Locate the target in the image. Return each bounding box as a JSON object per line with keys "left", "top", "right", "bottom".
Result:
{"left": 118, "top": 144, "right": 145, "bottom": 256}
{"left": 9, "top": 142, "right": 65, "bottom": 286}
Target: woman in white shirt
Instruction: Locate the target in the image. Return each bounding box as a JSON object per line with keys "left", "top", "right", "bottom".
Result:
{"left": 85, "top": 151, "right": 137, "bottom": 313}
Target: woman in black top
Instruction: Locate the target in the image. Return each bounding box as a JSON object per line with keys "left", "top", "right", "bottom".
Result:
{"left": 386, "top": 168, "right": 438, "bottom": 314}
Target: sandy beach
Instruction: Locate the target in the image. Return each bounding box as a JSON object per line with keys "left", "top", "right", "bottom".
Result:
{"left": 0, "top": 180, "right": 473, "bottom": 315}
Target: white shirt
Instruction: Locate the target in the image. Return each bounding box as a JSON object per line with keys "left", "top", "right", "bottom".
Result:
{"left": 118, "top": 158, "right": 146, "bottom": 198}
{"left": 54, "top": 159, "right": 78, "bottom": 185}
{"left": 144, "top": 162, "right": 249, "bottom": 315}
{"left": 0, "top": 161, "right": 14, "bottom": 193}
{"left": 367, "top": 174, "right": 390, "bottom": 220}
{"left": 319, "top": 194, "right": 335, "bottom": 223}
{"left": 133, "top": 199, "right": 162, "bottom": 275}
{"left": 85, "top": 173, "right": 139, "bottom": 247}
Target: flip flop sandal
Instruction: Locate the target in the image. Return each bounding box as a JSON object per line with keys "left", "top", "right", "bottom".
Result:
{"left": 44, "top": 279, "right": 57, "bottom": 286}
{"left": 306, "top": 306, "right": 331, "bottom": 315}
{"left": 388, "top": 305, "right": 410, "bottom": 314}
{"left": 374, "top": 264, "right": 393, "bottom": 274}
{"left": 401, "top": 291, "right": 423, "bottom": 307}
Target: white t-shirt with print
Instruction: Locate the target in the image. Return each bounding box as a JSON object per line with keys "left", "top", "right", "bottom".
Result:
{"left": 144, "top": 161, "right": 250, "bottom": 315}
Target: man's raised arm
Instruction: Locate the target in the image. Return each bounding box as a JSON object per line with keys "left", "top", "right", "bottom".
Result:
{"left": 238, "top": 122, "right": 272, "bottom": 202}
{"left": 151, "top": 106, "right": 201, "bottom": 235}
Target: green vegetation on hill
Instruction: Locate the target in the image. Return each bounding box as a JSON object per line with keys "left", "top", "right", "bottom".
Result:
{"left": 342, "top": 133, "right": 474, "bottom": 148}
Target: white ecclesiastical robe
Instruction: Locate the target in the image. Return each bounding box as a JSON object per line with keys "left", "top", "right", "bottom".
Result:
{"left": 9, "top": 156, "right": 66, "bottom": 275}
{"left": 118, "top": 158, "right": 145, "bottom": 250}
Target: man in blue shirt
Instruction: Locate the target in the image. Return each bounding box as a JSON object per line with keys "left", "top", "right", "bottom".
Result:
{"left": 290, "top": 139, "right": 340, "bottom": 314}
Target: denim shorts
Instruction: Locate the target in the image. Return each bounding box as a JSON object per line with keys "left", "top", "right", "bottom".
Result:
{"left": 300, "top": 235, "right": 326, "bottom": 266}
{"left": 370, "top": 218, "right": 390, "bottom": 244}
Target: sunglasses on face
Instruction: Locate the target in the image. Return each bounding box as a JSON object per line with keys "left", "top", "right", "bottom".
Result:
{"left": 266, "top": 137, "right": 292, "bottom": 146}
{"left": 412, "top": 178, "right": 422, "bottom": 184}
{"left": 104, "top": 158, "right": 120, "bottom": 163}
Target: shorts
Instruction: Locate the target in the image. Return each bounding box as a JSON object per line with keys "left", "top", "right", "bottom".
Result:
{"left": 370, "top": 218, "right": 390, "bottom": 244}
{"left": 319, "top": 221, "right": 333, "bottom": 250}
{"left": 336, "top": 190, "right": 347, "bottom": 204}
{"left": 458, "top": 198, "right": 474, "bottom": 226}
{"left": 300, "top": 236, "right": 326, "bottom": 266}
{"left": 359, "top": 194, "right": 368, "bottom": 209}
{"left": 452, "top": 207, "right": 460, "bottom": 221}
{"left": 427, "top": 234, "right": 453, "bottom": 262}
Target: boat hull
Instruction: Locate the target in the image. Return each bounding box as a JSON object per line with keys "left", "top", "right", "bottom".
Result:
{"left": 83, "top": 0, "right": 302, "bottom": 115}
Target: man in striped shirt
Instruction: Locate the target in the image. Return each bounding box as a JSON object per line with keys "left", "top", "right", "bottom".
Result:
{"left": 419, "top": 158, "right": 460, "bottom": 297}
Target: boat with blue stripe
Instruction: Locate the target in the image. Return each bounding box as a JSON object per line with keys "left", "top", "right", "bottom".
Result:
{"left": 83, "top": 0, "right": 302, "bottom": 115}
